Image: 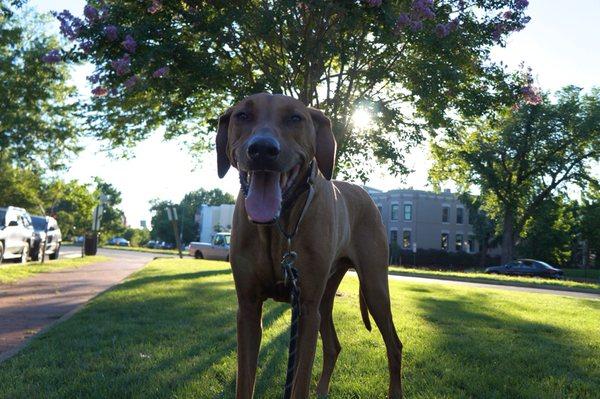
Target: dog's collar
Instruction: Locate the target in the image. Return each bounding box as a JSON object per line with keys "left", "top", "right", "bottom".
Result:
{"left": 238, "top": 161, "right": 316, "bottom": 214}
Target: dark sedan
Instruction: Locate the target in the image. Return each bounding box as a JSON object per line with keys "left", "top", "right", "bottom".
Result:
{"left": 485, "top": 259, "right": 563, "bottom": 278}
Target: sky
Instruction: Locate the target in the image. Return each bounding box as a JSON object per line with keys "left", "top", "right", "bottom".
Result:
{"left": 30, "top": 0, "right": 600, "bottom": 227}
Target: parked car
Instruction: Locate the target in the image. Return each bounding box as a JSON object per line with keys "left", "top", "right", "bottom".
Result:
{"left": 107, "top": 237, "right": 130, "bottom": 246}
{"left": 30, "top": 215, "right": 62, "bottom": 261}
{"left": 0, "top": 206, "right": 35, "bottom": 264}
{"left": 73, "top": 235, "right": 85, "bottom": 245}
{"left": 485, "top": 259, "right": 563, "bottom": 278}
{"left": 146, "top": 240, "right": 160, "bottom": 249}
{"left": 189, "top": 233, "right": 230, "bottom": 261}
{"left": 158, "top": 241, "right": 176, "bottom": 250}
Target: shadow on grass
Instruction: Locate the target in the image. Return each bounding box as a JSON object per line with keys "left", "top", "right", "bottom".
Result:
{"left": 408, "top": 292, "right": 599, "bottom": 398}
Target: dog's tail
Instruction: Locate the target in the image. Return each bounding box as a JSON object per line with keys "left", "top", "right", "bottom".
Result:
{"left": 359, "top": 286, "right": 372, "bottom": 331}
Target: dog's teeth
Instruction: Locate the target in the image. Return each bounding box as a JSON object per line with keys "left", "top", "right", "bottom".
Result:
{"left": 280, "top": 173, "right": 288, "bottom": 189}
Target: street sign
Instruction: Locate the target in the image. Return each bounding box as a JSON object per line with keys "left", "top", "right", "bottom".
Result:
{"left": 166, "top": 206, "right": 178, "bottom": 221}
{"left": 92, "top": 204, "right": 103, "bottom": 231}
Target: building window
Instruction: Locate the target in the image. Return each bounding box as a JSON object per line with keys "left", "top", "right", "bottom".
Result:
{"left": 468, "top": 210, "right": 475, "bottom": 225}
{"left": 442, "top": 206, "right": 449, "bottom": 223}
{"left": 455, "top": 234, "right": 464, "bottom": 251}
{"left": 441, "top": 233, "right": 449, "bottom": 250}
{"left": 403, "top": 204, "right": 412, "bottom": 221}
{"left": 468, "top": 235, "right": 475, "bottom": 253}
{"left": 390, "top": 230, "right": 398, "bottom": 244}
{"left": 456, "top": 208, "right": 464, "bottom": 224}
{"left": 402, "top": 230, "right": 411, "bottom": 248}
{"left": 391, "top": 204, "right": 399, "bottom": 220}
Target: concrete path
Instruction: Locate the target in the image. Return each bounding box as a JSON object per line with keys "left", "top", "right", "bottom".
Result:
{"left": 0, "top": 248, "right": 155, "bottom": 362}
{"left": 364, "top": 272, "right": 599, "bottom": 300}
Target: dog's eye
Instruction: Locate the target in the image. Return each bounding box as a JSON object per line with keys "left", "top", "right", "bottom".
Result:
{"left": 290, "top": 114, "right": 302, "bottom": 123}
{"left": 235, "top": 112, "right": 249, "bottom": 121}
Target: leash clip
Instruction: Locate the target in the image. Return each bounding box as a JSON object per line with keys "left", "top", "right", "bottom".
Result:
{"left": 281, "top": 251, "right": 297, "bottom": 287}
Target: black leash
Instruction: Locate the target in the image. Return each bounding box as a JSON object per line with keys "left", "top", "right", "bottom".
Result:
{"left": 276, "top": 163, "right": 316, "bottom": 399}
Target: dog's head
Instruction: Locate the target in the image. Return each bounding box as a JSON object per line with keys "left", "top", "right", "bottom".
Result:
{"left": 216, "top": 93, "right": 336, "bottom": 224}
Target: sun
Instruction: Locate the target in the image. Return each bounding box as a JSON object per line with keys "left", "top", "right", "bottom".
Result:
{"left": 351, "top": 107, "right": 373, "bottom": 131}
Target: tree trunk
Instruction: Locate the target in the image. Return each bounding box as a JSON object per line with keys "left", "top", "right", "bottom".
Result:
{"left": 501, "top": 210, "right": 516, "bottom": 264}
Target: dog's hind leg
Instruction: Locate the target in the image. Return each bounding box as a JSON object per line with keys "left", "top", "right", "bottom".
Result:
{"left": 355, "top": 252, "right": 403, "bottom": 399}
{"left": 316, "top": 266, "right": 347, "bottom": 397}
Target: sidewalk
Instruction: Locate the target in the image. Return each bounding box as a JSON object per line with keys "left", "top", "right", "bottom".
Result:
{"left": 0, "top": 251, "right": 154, "bottom": 362}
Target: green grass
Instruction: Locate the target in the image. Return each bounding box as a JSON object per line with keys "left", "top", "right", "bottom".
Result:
{"left": 389, "top": 266, "right": 600, "bottom": 293}
{"left": 102, "top": 245, "right": 183, "bottom": 256}
{"left": 562, "top": 267, "right": 600, "bottom": 280}
{"left": 1, "top": 259, "right": 598, "bottom": 398}
{"left": 0, "top": 256, "right": 110, "bottom": 284}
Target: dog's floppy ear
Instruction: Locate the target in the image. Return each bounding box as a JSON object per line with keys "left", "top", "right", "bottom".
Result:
{"left": 309, "top": 108, "right": 337, "bottom": 180}
{"left": 216, "top": 108, "right": 232, "bottom": 178}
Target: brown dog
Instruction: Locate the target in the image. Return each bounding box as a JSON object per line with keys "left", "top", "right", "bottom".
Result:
{"left": 216, "top": 93, "right": 402, "bottom": 398}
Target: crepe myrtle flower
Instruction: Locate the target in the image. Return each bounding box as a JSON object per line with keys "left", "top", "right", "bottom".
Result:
{"left": 124, "top": 75, "right": 140, "bottom": 89}
{"left": 411, "top": 0, "right": 435, "bottom": 21}
{"left": 83, "top": 4, "right": 98, "bottom": 22}
{"left": 41, "top": 49, "right": 61, "bottom": 64}
{"left": 91, "top": 86, "right": 109, "bottom": 96}
{"left": 80, "top": 40, "right": 93, "bottom": 54}
{"left": 104, "top": 25, "right": 118, "bottom": 41}
{"left": 122, "top": 35, "right": 137, "bottom": 53}
{"left": 365, "top": 0, "right": 382, "bottom": 7}
{"left": 53, "top": 10, "right": 83, "bottom": 41}
{"left": 148, "top": 0, "right": 163, "bottom": 14}
{"left": 521, "top": 85, "right": 542, "bottom": 105}
{"left": 492, "top": 22, "right": 504, "bottom": 41}
{"left": 503, "top": 10, "right": 513, "bottom": 19}
{"left": 515, "top": 0, "right": 529, "bottom": 10}
{"left": 409, "top": 19, "right": 423, "bottom": 32}
{"left": 435, "top": 23, "right": 450, "bottom": 38}
{"left": 394, "top": 12, "right": 411, "bottom": 32}
{"left": 87, "top": 73, "right": 101, "bottom": 84}
{"left": 152, "top": 66, "right": 169, "bottom": 78}
{"left": 111, "top": 54, "right": 131, "bottom": 76}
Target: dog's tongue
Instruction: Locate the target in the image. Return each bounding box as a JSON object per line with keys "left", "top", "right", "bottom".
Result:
{"left": 245, "top": 171, "right": 282, "bottom": 223}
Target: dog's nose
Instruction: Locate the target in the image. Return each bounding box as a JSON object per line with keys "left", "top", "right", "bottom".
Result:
{"left": 247, "top": 136, "right": 280, "bottom": 162}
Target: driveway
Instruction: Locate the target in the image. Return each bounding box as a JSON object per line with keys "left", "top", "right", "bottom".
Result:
{"left": 0, "top": 248, "right": 155, "bottom": 362}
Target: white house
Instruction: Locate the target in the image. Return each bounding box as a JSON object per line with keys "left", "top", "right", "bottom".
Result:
{"left": 196, "top": 204, "right": 235, "bottom": 243}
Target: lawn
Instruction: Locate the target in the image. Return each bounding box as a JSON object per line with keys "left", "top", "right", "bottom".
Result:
{"left": 0, "top": 259, "right": 598, "bottom": 398}
{"left": 389, "top": 266, "right": 600, "bottom": 293}
{"left": 0, "top": 256, "right": 110, "bottom": 284}
{"left": 102, "top": 245, "right": 184, "bottom": 256}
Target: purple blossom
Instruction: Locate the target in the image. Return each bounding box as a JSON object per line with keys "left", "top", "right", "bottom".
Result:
{"left": 409, "top": 20, "right": 423, "bottom": 32}
{"left": 80, "top": 41, "right": 93, "bottom": 54}
{"left": 365, "top": 0, "right": 382, "bottom": 7}
{"left": 411, "top": 0, "right": 435, "bottom": 21}
{"left": 111, "top": 54, "right": 131, "bottom": 76}
{"left": 41, "top": 49, "right": 61, "bottom": 64}
{"left": 91, "top": 86, "right": 109, "bottom": 97}
{"left": 122, "top": 35, "right": 137, "bottom": 53}
{"left": 515, "top": 0, "right": 529, "bottom": 10}
{"left": 53, "top": 10, "right": 83, "bottom": 41}
{"left": 152, "top": 66, "right": 169, "bottom": 78}
{"left": 492, "top": 23, "right": 504, "bottom": 41}
{"left": 435, "top": 23, "right": 450, "bottom": 38}
{"left": 148, "top": 0, "right": 163, "bottom": 14}
{"left": 503, "top": 11, "right": 513, "bottom": 19}
{"left": 87, "top": 74, "right": 101, "bottom": 84}
{"left": 521, "top": 85, "right": 542, "bottom": 105}
{"left": 83, "top": 4, "right": 98, "bottom": 22}
{"left": 124, "top": 75, "right": 139, "bottom": 89}
{"left": 394, "top": 12, "right": 411, "bottom": 32}
{"left": 104, "top": 25, "right": 118, "bottom": 41}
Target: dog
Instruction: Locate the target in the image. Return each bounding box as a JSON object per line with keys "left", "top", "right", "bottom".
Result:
{"left": 216, "top": 93, "right": 402, "bottom": 398}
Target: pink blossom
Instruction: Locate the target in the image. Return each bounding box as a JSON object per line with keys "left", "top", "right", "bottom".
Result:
{"left": 122, "top": 35, "right": 137, "bottom": 53}
{"left": 41, "top": 49, "right": 61, "bottom": 63}
{"left": 53, "top": 10, "right": 83, "bottom": 41}
{"left": 87, "top": 74, "right": 101, "bottom": 84}
{"left": 124, "top": 75, "right": 139, "bottom": 89}
{"left": 80, "top": 41, "right": 93, "bottom": 54}
{"left": 521, "top": 85, "right": 542, "bottom": 105}
{"left": 83, "top": 4, "right": 98, "bottom": 22}
{"left": 152, "top": 66, "right": 169, "bottom": 78}
{"left": 148, "top": 0, "right": 163, "bottom": 14}
{"left": 411, "top": 0, "right": 435, "bottom": 21}
{"left": 92, "top": 86, "right": 109, "bottom": 96}
{"left": 409, "top": 20, "right": 423, "bottom": 32}
{"left": 515, "top": 0, "right": 529, "bottom": 10}
{"left": 111, "top": 54, "right": 131, "bottom": 76}
{"left": 394, "top": 12, "right": 411, "bottom": 33}
{"left": 435, "top": 23, "right": 450, "bottom": 38}
{"left": 104, "top": 25, "right": 118, "bottom": 41}
{"left": 503, "top": 11, "right": 513, "bottom": 19}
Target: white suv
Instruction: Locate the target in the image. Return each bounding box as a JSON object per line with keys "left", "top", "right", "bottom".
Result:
{"left": 0, "top": 206, "right": 35, "bottom": 264}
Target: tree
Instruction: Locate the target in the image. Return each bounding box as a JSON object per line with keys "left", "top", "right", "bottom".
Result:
{"left": 0, "top": 2, "right": 79, "bottom": 171}
{"left": 0, "top": 163, "right": 44, "bottom": 211}
{"left": 56, "top": 0, "right": 529, "bottom": 179}
{"left": 150, "top": 188, "right": 235, "bottom": 243}
{"left": 94, "top": 177, "right": 126, "bottom": 241}
{"left": 45, "top": 179, "right": 97, "bottom": 238}
{"left": 517, "top": 195, "right": 578, "bottom": 267}
{"left": 580, "top": 183, "right": 600, "bottom": 265}
{"left": 430, "top": 85, "right": 600, "bottom": 263}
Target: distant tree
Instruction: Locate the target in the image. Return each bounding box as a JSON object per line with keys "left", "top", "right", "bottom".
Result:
{"left": 0, "top": 2, "right": 79, "bottom": 170}
{"left": 0, "top": 163, "right": 44, "bottom": 210}
{"left": 122, "top": 227, "right": 150, "bottom": 247}
{"left": 55, "top": 0, "right": 530, "bottom": 179}
{"left": 580, "top": 183, "right": 600, "bottom": 266}
{"left": 517, "top": 196, "right": 578, "bottom": 267}
{"left": 430, "top": 85, "right": 600, "bottom": 263}
{"left": 93, "top": 177, "right": 126, "bottom": 241}
{"left": 45, "top": 179, "right": 97, "bottom": 238}
{"left": 150, "top": 188, "right": 235, "bottom": 243}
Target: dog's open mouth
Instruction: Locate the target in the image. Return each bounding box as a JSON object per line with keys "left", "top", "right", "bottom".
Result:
{"left": 242, "top": 164, "right": 301, "bottom": 224}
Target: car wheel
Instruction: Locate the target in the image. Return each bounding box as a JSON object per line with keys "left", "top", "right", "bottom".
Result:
{"left": 0, "top": 242, "right": 4, "bottom": 265}
{"left": 20, "top": 242, "right": 29, "bottom": 264}
{"left": 49, "top": 243, "right": 61, "bottom": 260}
{"left": 194, "top": 251, "right": 203, "bottom": 259}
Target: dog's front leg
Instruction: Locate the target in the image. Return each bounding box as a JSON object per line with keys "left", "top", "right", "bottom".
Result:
{"left": 290, "top": 298, "right": 322, "bottom": 398}
{"left": 236, "top": 299, "right": 263, "bottom": 399}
